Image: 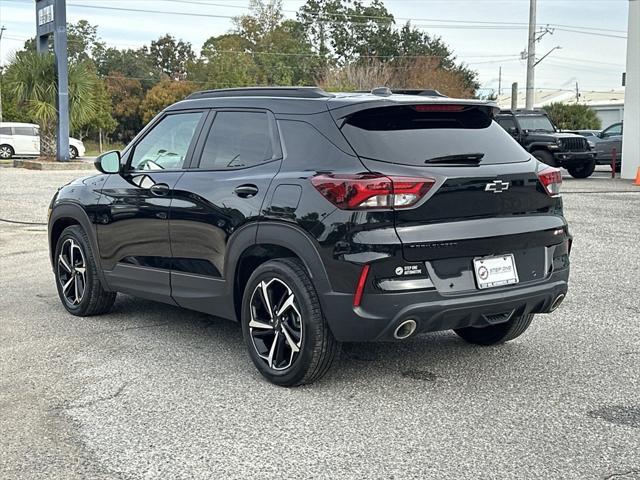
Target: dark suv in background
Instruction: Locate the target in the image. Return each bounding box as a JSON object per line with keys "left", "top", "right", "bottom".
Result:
{"left": 496, "top": 109, "right": 596, "bottom": 178}
{"left": 48, "top": 87, "right": 571, "bottom": 386}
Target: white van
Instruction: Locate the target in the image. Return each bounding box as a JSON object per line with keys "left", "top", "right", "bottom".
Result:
{"left": 0, "top": 122, "right": 85, "bottom": 159}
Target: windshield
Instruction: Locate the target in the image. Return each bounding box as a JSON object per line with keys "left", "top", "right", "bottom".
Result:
{"left": 341, "top": 105, "right": 530, "bottom": 166}
{"left": 517, "top": 115, "right": 555, "bottom": 132}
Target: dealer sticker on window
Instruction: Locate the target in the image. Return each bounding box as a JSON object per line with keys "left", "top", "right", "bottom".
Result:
{"left": 473, "top": 254, "right": 519, "bottom": 289}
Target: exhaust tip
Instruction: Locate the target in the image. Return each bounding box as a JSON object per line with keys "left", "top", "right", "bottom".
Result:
{"left": 549, "top": 294, "right": 565, "bottom": 312}
{"left": 393, "top": 319, "right": 417, "bottom": 340}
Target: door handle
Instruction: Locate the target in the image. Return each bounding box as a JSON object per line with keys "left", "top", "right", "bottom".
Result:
{"left": 150, "top": 183, "right": 170, "bottom": 196}
{"left": 234, "top": 184, "right": 259, "bottom": 198}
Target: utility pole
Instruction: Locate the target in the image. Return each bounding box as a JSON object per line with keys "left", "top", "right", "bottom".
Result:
{"left": 575, "top": 82, "right": 579, "bottom": 103}
{"left": 498, "top": 67, "right": 502, "bottom": 96}
{"left": 525, "top": 0, "right": 537, "bottom": 109}
{"left": 511, "top": 82, "right": 518, "bottom": 111}
{"left": 0, "top": 26, "right": 6, "bottom": 123}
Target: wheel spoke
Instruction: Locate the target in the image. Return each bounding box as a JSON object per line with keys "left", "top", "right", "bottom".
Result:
{"left": 69, "top": 240, "right": 75, "bottom": 266}
{"left": 267, "top": 331, "right": 280, "bottom": 368}
{"left": 276, "top": 293, "right": 295, "bottom": 317}
{"left": 74, "top": 276, "right": 80, "bottom": 304}
{"left": 259, "top": 281, "right": 274, "bottom": 319}
{"left": 281, "top": 324, "right": 300, "bottom": 353}
{"left": 249, "top": 319, "right": 274, "bottom": 330}
{"left": 59, "top": 254, "right": 72, "bottom": 273}
{"left": 62, "top": 277, "right": 74, "bottom": 293}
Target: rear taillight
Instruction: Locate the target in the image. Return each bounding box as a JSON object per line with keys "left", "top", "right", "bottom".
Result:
{"left": 537, "top": 166, "right": 562, "bottom": 196}
{"left": 311, "top": 173, "right": 434, "bottom": 210}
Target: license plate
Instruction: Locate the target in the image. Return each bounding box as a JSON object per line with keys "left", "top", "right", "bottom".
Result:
{"left": 473, "top": 254, "right": 519, "bottom": 289}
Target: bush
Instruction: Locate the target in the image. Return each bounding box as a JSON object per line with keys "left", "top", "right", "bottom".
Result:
{"left": 543, "top": 103, "right": 602, "bottom": 130}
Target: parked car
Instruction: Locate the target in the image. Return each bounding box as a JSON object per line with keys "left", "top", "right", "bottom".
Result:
{"left": 48, "top": 87, "right": 571, "bottom": 386}
{"left": 594, "top": 122, "right": 623, "bottom": 168}
{"left": 0, "top": 122, "right": 85, "bottom": 159}
{"left": 563, "top": 130, "right": 602, "bottom": 150}
{"left": 495, "top": 110, "right": 596, "bottom": 178}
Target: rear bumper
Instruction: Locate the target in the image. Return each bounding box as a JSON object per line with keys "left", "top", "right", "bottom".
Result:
{"left": 320, "top": 268, "right": 569, "bottom": 342}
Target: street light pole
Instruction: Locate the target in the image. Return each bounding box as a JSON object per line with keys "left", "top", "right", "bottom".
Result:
{"left": 525, "top": 0, "right": 537, "bottom": 109}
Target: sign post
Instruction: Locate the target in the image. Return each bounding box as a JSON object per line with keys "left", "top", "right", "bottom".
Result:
{"left": 35, "top": 0, "right": 69, "bottom": 162}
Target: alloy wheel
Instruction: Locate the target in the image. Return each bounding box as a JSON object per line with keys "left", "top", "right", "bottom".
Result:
{"left": 249, "top": 278, "right": 303, "bottom": 371}
{"left": 57, "top": 238, "right": 87, "bottom": 306}
{"left": 0, "top": 146, "right": 12, "bottom": 159}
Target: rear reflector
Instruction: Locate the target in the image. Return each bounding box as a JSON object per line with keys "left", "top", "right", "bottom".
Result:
{"left": 537, "top": 166, "right": 562, "bottom": 196}
{"left": 311, "top": 173, "right": 434, "bottom": 210}
{"left": 353, "top": 264, "right": 370, "bottom": 307}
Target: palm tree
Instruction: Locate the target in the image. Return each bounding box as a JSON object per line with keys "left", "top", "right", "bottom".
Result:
{"left": 7, "top": 52, "right": 99, "bottom": 159}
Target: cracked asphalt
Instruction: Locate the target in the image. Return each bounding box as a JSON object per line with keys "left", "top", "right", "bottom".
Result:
{"left": 1, "top": 165, "right": 639, "bottom": 479}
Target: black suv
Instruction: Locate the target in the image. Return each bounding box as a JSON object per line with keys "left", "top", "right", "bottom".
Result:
{"left": 48, "top": 87, "right": 571, "bottom": 386}
{"left": 496, "top": 109, "right": 596, "bottom": 178}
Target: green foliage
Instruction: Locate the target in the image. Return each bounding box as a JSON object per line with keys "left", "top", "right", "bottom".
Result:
{"left": 5, "top": 52, "right": 112, "bottom": 157}
{"left": 543, "top": 103, "right": 602, "bottom": 130}
{"left": 149, "top": 34, "right": 195, "bottom": 80}
{"left": 139, "top": 80, "right": 198, "bottom": 124}
{"left": 2, "top": 2, "right": 480, "bottom": 147}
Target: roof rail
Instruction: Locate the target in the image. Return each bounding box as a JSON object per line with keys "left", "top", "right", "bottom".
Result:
{"left": 186, "top": 87, "right": 334, "bottom": 100}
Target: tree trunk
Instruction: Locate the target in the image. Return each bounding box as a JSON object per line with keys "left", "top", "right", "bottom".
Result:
{"left": 39, "top": 122, "right": 57, "bottom": 160}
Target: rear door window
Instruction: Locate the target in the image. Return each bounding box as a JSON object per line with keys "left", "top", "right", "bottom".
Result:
{"left": 14, "top": 126, "right": 37, "bottom": 136}
{"left": 198, "top": 111, "right": 274, "bottom": 170}
{"left": 341, "top": 105, "right": 529, "bottom": 166}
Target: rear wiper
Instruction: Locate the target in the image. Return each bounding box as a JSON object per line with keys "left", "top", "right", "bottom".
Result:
{"left": 424, "top": 153, "right": 485, "bottom": 164}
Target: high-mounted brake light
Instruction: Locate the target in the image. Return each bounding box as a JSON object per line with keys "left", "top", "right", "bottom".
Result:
{"left": 537, "top": 166, "right": 562, "bottom": 196}
{"left": 311, "top": 174, "right": 434, "bottom": 210}
{"left": 412, "top": 104, "right": 466, "bottom": 112}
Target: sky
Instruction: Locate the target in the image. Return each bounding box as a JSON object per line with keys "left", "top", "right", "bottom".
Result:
{"left": 0, "top": 0, "right": 630, "bottom": 95}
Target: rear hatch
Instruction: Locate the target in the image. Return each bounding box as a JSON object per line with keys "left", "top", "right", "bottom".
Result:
{"left": 333, "top": 101, "right": 567, "bottom": 288}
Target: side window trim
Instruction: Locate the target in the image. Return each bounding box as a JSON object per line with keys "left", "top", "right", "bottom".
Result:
{"left": 125, "top": 109, "right": 207, "bottom": 172}
{"left": 189, "top": 108, "right": 282, "bottom": 171}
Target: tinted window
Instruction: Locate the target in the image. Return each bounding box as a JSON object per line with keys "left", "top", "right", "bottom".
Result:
{"left": 497, "top": 117, "right": 517, "bottom": 131}
{"left": 198, "top": 111, "right": 273, "bottom": 170}
{"left": 516, "top": 115, "right": 555, "bottom": 132}
{"left": 341, "top": 105, "right": 529, "bottom": 165}
{"left": 130, "top": 112, "right": 202, "bottom": 171}
{"left": 14, "top": 126, "right": 37, "bottom": 136}
{"left": 0, "top": 127, "right": 11, "bottom": 135}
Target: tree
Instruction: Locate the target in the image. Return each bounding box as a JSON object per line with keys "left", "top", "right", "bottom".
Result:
{"left": 543, "top": 103, "right": 602, "bottom": 130}
{"left": 96, "top": 47, "right": 159, "bottom": 89}
{"left": 139, "top": 80, "right": 198, "bottom": 124}
{"left": 149, "top": 35, "right": 195, "bottom": 80}
{"left": 299, "top": 0, "right": 479, "bottom": 93}
{"left": 104, "top": 72, "right": 145, "bottom": 141}
{"left": 6, "top": 52, "right": 108, "bottom": 159}
{"left": 320, "top": 56, "right": 475, "bottom": 98}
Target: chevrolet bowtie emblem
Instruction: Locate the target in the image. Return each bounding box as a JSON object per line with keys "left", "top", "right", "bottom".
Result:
{"left": 485, "top": 180, "right": 510, "bottom": 193}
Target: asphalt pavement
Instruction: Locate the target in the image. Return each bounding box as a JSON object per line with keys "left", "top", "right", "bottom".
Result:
{"left": 1, "top": 165, "right": 639, "bottom": 479}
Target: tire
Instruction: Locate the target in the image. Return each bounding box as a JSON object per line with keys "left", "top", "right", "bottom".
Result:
{"left": 69, "top": 146, "right": 78, "bottom": 159}
{"left": 54, "top": 225, "right": 116, "bottom": 316}
{"left": 567, "top": 159, "right": 596, "bottom": 178}
{"left": 454, "top": 313, "right": 534, "bottom": 346}
{"left": 532, "top": 149, "right": 557, "bottom": 167}
{"left": 241, "top": 258, "right": 339, "bottom": 387}
{"left": 0, "top": 144, "right": 14, "bottom": 159}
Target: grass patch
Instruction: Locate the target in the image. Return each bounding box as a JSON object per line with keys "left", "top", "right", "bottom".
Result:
{"left": 83, "top": 139, "right": 126, "bottom": 157}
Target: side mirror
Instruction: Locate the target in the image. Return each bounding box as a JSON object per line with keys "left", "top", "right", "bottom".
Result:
{"left": 508, "top": 127, "right": 519, "bottom": 136}
{"left": 95, "top": 150, "right": 121, "bottom": 174}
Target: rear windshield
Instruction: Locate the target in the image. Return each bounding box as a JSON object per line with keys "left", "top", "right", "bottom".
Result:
{"left": 341, "top": 105, "right": 529, "bottom": 165}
